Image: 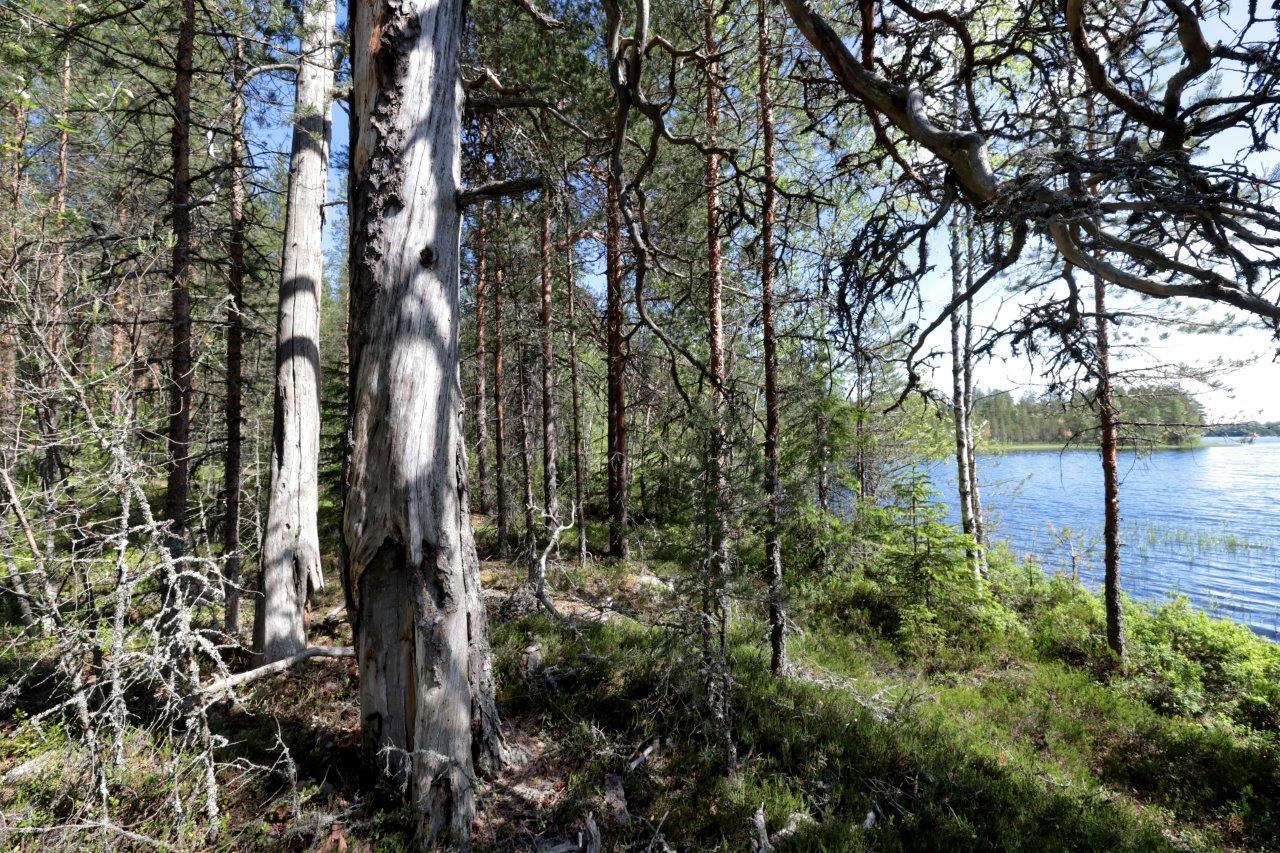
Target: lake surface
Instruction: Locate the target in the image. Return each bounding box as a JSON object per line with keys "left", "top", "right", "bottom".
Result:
{"left": 928, "top": 437, "right": 1280, "bottom": 638}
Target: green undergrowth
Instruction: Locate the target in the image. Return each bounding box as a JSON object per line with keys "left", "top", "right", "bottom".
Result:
{"left": 482, "top": 490, "right": 1280, "bottom": 850}
{"left": 3, "top": 503, "right": 1278, "bottom": 850}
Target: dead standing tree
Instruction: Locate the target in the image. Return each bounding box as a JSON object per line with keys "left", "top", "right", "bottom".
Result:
{"left": 343, "top": 0, "right": 503, "bottom": 841}
{"left": 256, "top": 0, "right": 336, "bottom": 664}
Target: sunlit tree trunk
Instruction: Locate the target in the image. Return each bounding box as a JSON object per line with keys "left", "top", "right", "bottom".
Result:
{"left": 566, "top": 229, "right": 588, "bottom": 566}
{"left": 0, "top": 104, "right": 27, "bottom": 430}
{"left": 163, "top": 0, "right": 196, "bottom": 558}
{"left": 41, "top": 28, "right": 71, "bottom": 485}
{"left": 256, "top": 0, "right": 336, "bottom": 664}
{"left": 758, "top": 0, "right": 786, "bottom": 675}
{"left": 473, "top": 209, "right": 491, "bottom": 514}
{"left": 538, "top": 201, "right": 560, "bottom": 545}
{"left": 704, "top": 0, "right": 735, "bottom": 770}
{"left": 493, "top": 262, "right": 510, "bottom": 555}
{"left": 1094, "top": 273, "right": 1127, "bottom": 669}
{"left": 949, "top": 212, "right": 979, "bottom": 576}
{"left": 605, "top": 172, "right": 629, "bottom": 559}
{"left": 345, "top": 0, "right": 501, "bottom": 840}
{"left": 223, "top": 31, "right": 248, "bottom": 636}
{"left": 518, "top": 325, "right": 538, "bottom": 558}
{"left": 963, "top": 225, "right": 986, "bottom": 562}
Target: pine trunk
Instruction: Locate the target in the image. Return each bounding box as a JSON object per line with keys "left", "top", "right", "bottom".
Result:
{"left": 40, "top": 33, "right": 70, "bottom": 485}
{"left": 1094, "top": 275, "right": 1127, "bottom": 668}
{"left": 949, "top": 213, "right": 979, "bottom": 576}
{"left": 473, "top": 210, "right": 491, "bottom": 514}
{"left": 566, "top": 231, "right": 588, "bottom": 566}
{"left": 605, "top": 173, "right": 629, "bottom": 559}
{"left": 345, "top": 0, "right": 501, "bottom": 841}
{"left": 493, "top": 263, "right": 509, "bottom": 556}
{"left": 539, "top": 203, "right": 559, "bottom": 546}
{"left": 256, "top": 0, "right": 336, "bottom": 664}
{"left": 758, "top": 0, "right": 787, "bottom": 675}
{"left": 963, "top": 225, "right": 986, "bottom": 561}
{"left": 518, "top": 326, "right": 537, "bottom": 559}
{"left": 224, "top": 35, "right": 247, "bottom": 636}
{"left": 704, "top": 0, "right": 735, "bottom": 769}
{"left": 163, "top": 0, "right": 196, "bottom": 558}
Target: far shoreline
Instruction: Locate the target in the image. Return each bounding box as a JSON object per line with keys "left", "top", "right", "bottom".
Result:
{"left": 984, "top": 439, "right": 1208, "bottom": 454}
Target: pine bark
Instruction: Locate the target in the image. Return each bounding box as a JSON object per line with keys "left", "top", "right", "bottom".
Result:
{"left": 538, "top": 202, "right": 560, "bottom": 544}
{"left": 605, "top": 173, "right": 629, "bottom": 559}
{"left": 163, "top": 0, "right": 196, "bottom": 558}
{"left": 566, "top": 231, "right": 588, "bottom": 566}
{"left": 41, "top": 34, "right": 70, "bottom": 483}
{"left": 704, "top": 0, "right": 735, "bottom": 769}
{"left": 758, "top": 0, "right": 787, "bottom": 676}
{"left": 473, "top": 210, "right": 491, "bottom": 514}
{"left": 1, "top": 104, "right": 26, "bottom": 428}
{"left": 223, "top": 33, "right": 247, "bottom": 636}
{"left": 517, "top": 324, "right": 538, "bottom": 558}
{"left": 493, "top": 263, "right": 509, "bottom": 555}
{"left": 949, "top": 213, "right": 979, "bottom": 576}
{"left": 1094, "top": 275, "right": 1127, "bottom": 668}
{"left": 345, "top": 0, "right": 501, "bottom": 841}
{"left": 256, "top": 0, "right": 336, "bottom": 664}
{"left": 963, "top": 226, "right": 986, "bottom": 556}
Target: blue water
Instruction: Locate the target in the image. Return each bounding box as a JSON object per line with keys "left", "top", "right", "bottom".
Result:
{"left": 929, "top": 437, "right": 1280, "bottom": 638}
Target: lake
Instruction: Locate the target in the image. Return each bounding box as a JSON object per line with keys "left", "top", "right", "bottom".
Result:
{"left": 929, "top": 437, "right": 1280, "bottom": 638}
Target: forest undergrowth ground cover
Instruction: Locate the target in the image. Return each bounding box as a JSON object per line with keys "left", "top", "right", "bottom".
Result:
{"left": 3, "top": 515, "right": 1279, "bottom": 851}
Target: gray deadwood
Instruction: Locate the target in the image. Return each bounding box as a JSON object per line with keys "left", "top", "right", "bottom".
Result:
{"left": 758, "top": 0, "right": 787, "bottom": 675}
{"left": 345, "top": 0, "right": 502, "bottom": 843}
{"left": 256, "top": 0, "right": 336, "bottom": 664}
{"left": 538, "top": 203, "right": 560, "bottom": 551}
{"left": 948, "top": 212, "right": 979, "bottom": 576}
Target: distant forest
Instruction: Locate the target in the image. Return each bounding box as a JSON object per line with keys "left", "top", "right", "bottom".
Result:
{"left": 972, "top": 386, "right": 1207, "bottom": 446}
{"left": 1204, "top": 421, "right": 1280, "bottom": 438}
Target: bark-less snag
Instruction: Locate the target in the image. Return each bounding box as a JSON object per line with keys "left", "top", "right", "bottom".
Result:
{"left": 256, "top": 0, "right": 336, "bottom": 665}
{"left": 344, "top": 0, "right": 503, "bottom": 843}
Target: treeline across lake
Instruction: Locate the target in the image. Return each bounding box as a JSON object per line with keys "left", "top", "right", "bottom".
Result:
{"left": 973, "top": 385, "right": 1207, "bottom": 447}
{"left": 1204, "top": 420, "right": 1280, "bottom": 438}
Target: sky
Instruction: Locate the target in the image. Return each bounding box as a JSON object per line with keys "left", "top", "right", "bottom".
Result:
{"left": 918, "top": 273, "right": 1280, "bottom": 422}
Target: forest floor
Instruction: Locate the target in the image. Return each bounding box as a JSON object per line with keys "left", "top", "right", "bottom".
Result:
{"left": 3, "top": 516, "right": 1280, "bottom": 850}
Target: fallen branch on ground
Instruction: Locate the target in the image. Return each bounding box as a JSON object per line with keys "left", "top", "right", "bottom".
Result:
{"left": 202, "top": 646, "right": 354, "bottom": 698}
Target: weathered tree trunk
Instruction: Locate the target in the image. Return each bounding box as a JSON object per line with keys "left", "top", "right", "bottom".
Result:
{"left": 256, "top": 0, "right": 336, "bottom": 664}
{"left": 493, "top": 262, "right": 510, "bottom": 556}
{"left": 605, "top": 172, "right": 629, "bottom": 559}
{"left": 163, "top": 0, "right": 196, "bottom": 558}
{"left": 758, "top": 0, "right": 786, "bottom": 676}
{"left": 517, "top": 325, "right": 538, "bottom": 559}
{"left": 345, "top": 0, "right": 500, "bottom": 841}
{"left": 815, "top": 397, "right": 829, "bottom": 511}
{"left": 40, "top": 33, "right": 71, "bottom": 484}
{"left": 538, "top": 202, "right": 560, "bottom": 545}
{"left": 473, "top": 208, "right": 492, "bottom": 514}
{"left": 223, "top": 34, "right": 247, "bottom": 637}
{"left": 963, "top": 225, "right": 986, "bottom": 561}
{"left": 566, "top": 230, "right": 588, "bottom": 566}
{"left": 1094, "top": 274, "right": 1127, "bottom": 669}
{"left": 0, "top": 104, "right": 23, "bottom": 415}
{"left": 456, "top": 418, "right": 505, "bottom": 776}
{"left": 0, "top": 104, "right": 26, "bottom": 427}
{"left": 704, "top": 0, "right": 735, "bottom": 769}
{"left": 949, "top": 212, "right": 979, "bottom": 576}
